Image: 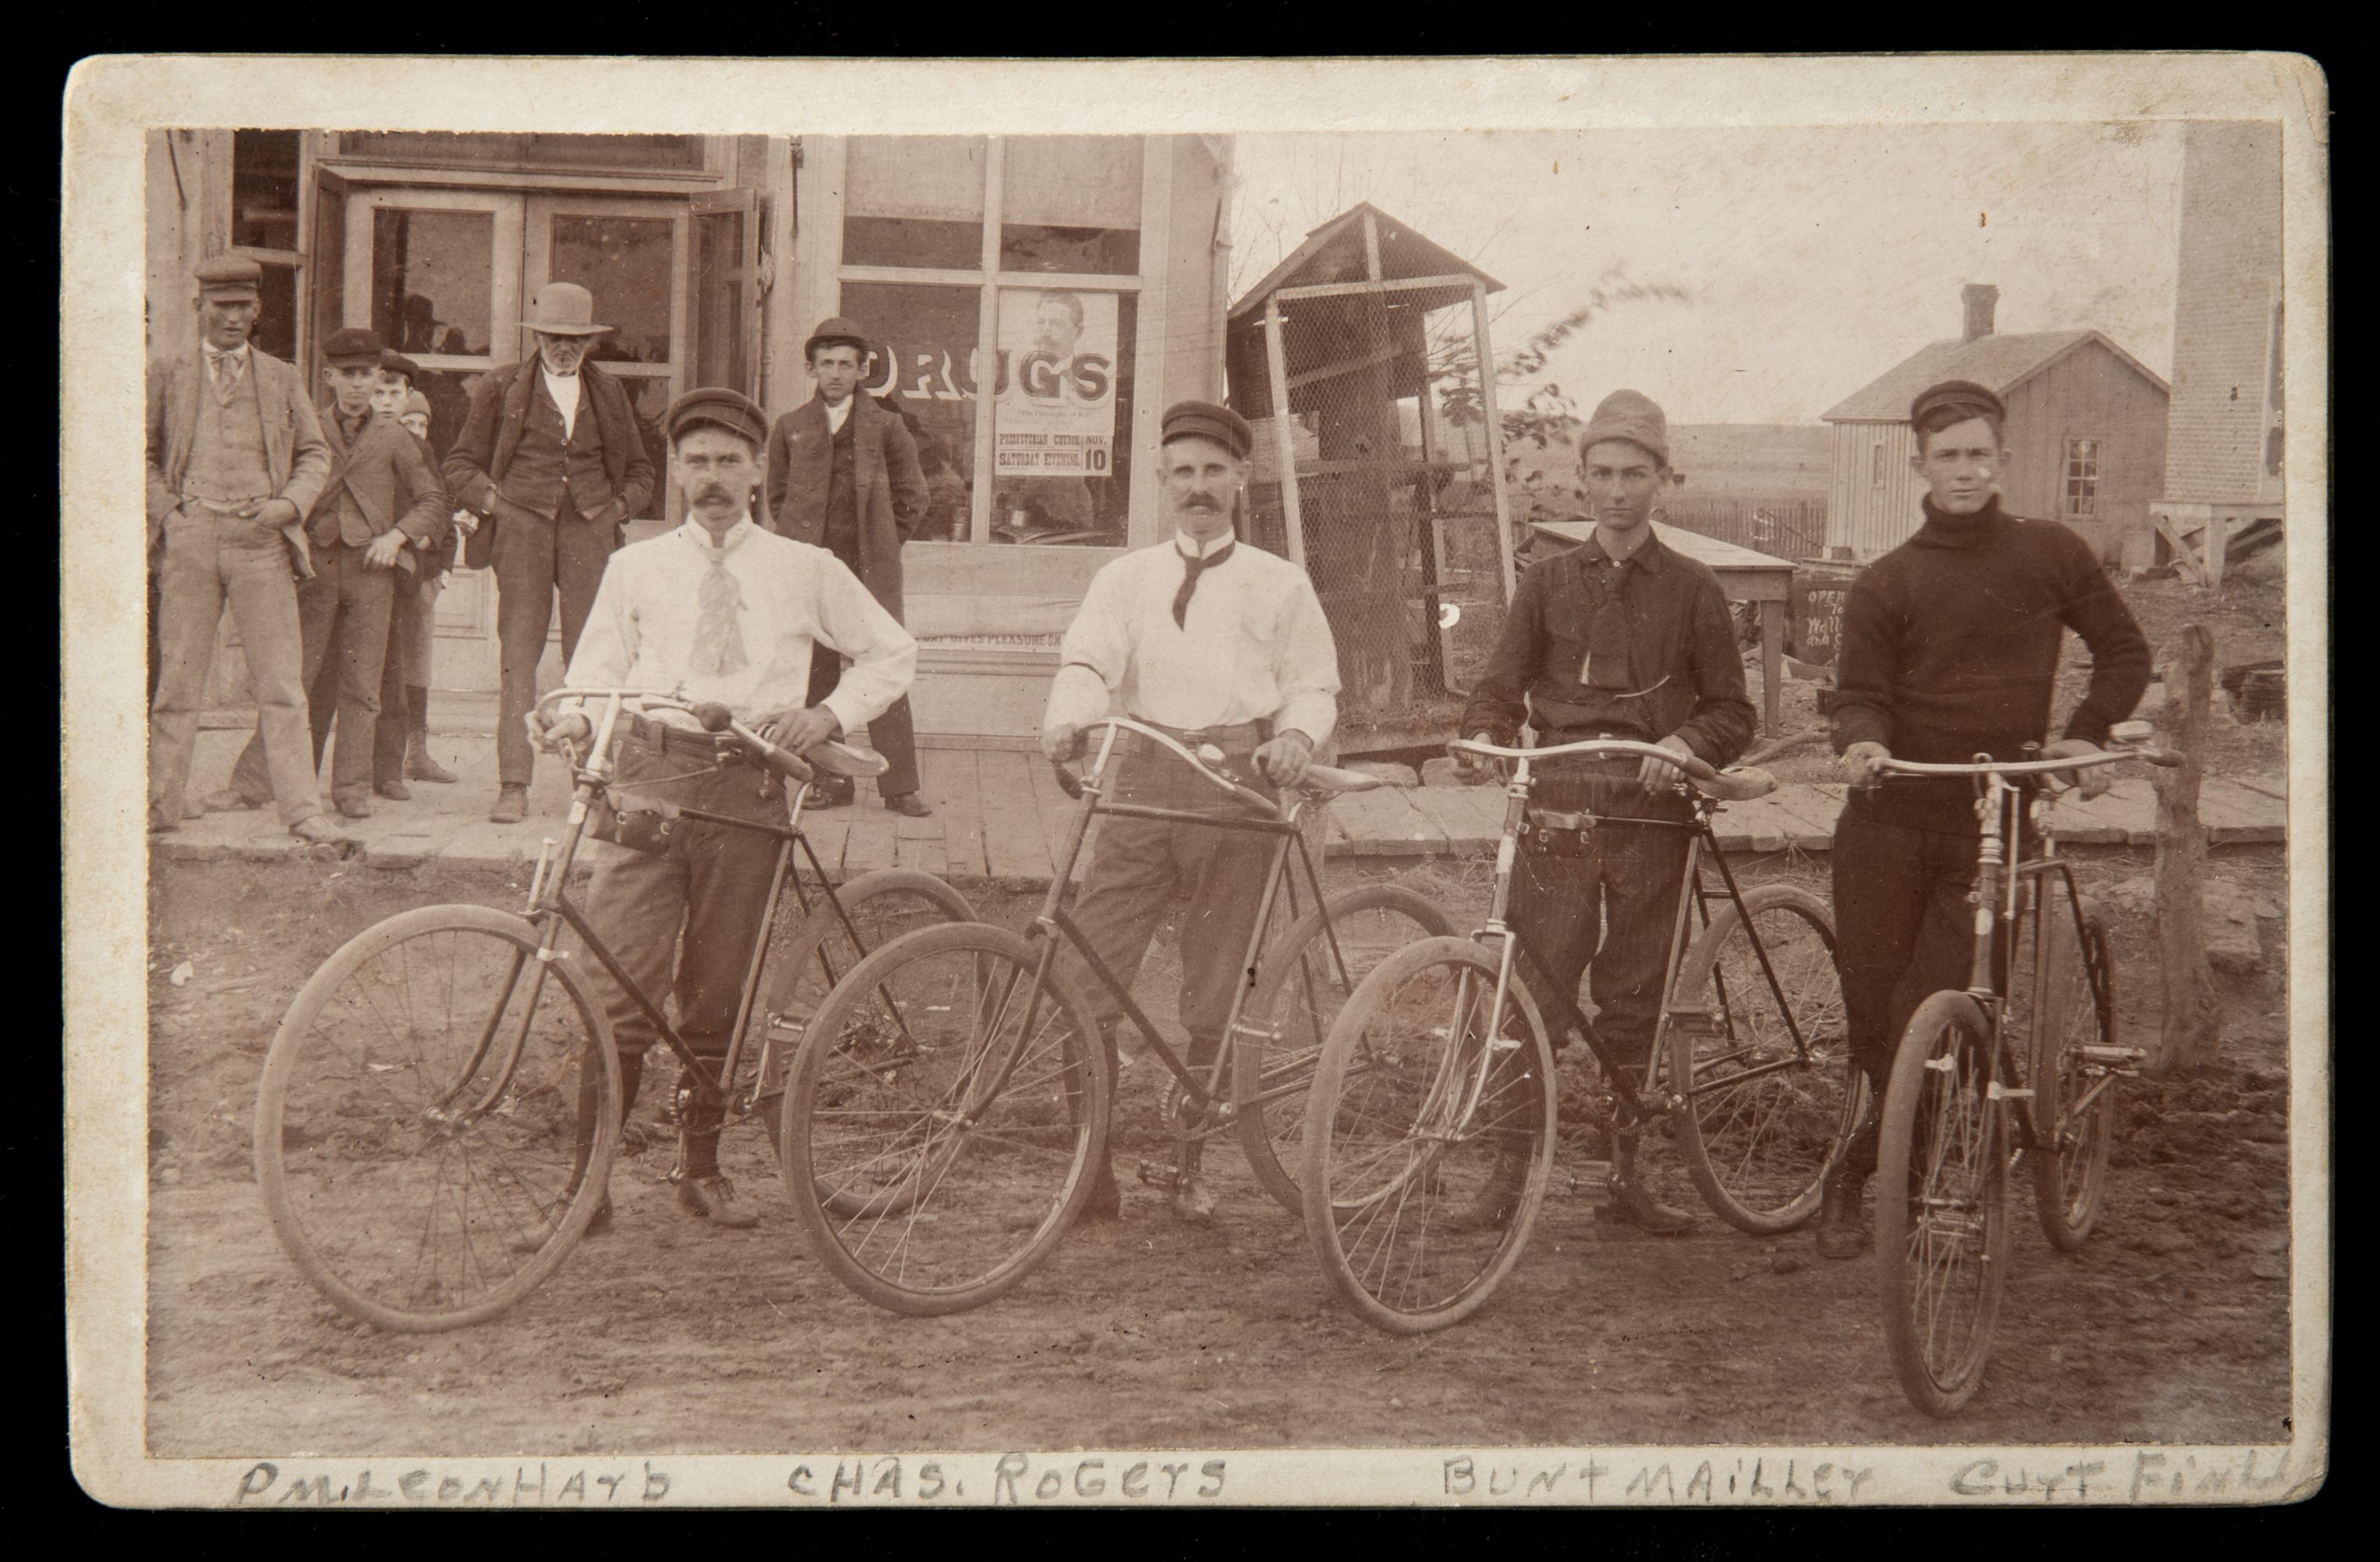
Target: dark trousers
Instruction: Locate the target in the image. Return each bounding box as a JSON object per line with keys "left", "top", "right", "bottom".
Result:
{"left": 1060, "top": 733, "right": 1280, "bottom": 1071}
{"left": 304, "top": 574, "right": 412, "bottom": 787}
{"left": 806, "top": 650, "right": 920, "bottom": 797}
{"left": 230, "top": 540, "right": 394, "bottom": 808}
{"left": 1506, "top": 765, "right": 1696, "bottom": 1068}
{"left": 574, "top": 742, "right": 787, "bottom": 1073}
{"left": 493, "top": 497, "right": 615, "bottom": 786}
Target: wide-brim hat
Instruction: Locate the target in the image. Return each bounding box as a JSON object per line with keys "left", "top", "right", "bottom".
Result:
{"left": 805, "top": 316, "right": 875, "bottom": 363}
{"left": 522, "top": 282, "right": 614, "bottom": 337}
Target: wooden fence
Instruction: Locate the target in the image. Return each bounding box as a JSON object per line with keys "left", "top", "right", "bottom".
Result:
{"left": 1659, "top": 494, "right": 1828, "bottom": 562}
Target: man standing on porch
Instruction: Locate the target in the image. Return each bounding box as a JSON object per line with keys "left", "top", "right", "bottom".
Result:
{"left": 764, "top": 316, "right": 933, "bottom": 817}
{"left": 443, "top": 282, "right": 656, "bottom": 823}
{"left": 1039, "top": 400, "right": 1341, "bottom": 1225}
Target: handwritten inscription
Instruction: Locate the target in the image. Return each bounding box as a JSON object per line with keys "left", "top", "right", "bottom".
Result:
{"left": 1444, "top": 1454, "right": 1876, "bottom": 1505}
{"left": 233, "top": 1461, "right": 669, "bottom": 1505}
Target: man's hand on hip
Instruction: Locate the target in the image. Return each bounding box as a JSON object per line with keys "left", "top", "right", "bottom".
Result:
{"left": 1042, "top": 721, "right": 1085, "bottom": 765}
{"left": 240, "top": 497, "right": 300, "bottom": 530}
{"left": 1840, "top": 740, "right": 1893, "bottom": 790}
{"left": 2041, "top": 737, "right": 2112, "bottom": 800}
{"left": 1636, "top": 733, "right": 1696, "bottom": 793}
{"left": 757, "top": 706, "right": 842, "bottom": 754}
{"left": 1253, "top": 729, "right": 1315, "bottom": 789}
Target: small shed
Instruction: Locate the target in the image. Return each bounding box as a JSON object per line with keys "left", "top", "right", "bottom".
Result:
{"left": 1821, "top": 286, "right": 2169, "bottom": 563}
{"left": 1224, "top": 203, "right": 1516, "bottom": 727}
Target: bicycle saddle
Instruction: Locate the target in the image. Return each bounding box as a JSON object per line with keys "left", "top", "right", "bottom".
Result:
{"left": 1688, "top": 765, "right": 1776, "bottom": 802}
{"left": 1299, "top": 764, "right": 1383, "bottom": 795}
{"left": 807, "top": 741, "right": 889, "bottom": 779}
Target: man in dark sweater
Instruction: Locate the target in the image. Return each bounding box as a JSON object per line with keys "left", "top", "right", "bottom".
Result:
{"left": 1820, "top": 378, "right": 2150, "bottom": 1257}
{"left": 1455, "top": 389, "right": 1757, "bottom": 1231}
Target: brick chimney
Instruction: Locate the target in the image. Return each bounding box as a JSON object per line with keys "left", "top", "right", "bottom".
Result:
{"left": 1962, "top": 284, "right": 1999, "bottom": 343}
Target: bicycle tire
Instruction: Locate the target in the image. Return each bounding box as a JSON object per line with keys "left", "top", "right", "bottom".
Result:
{"left": 1235, "top": 884, "right": 1457, "bottom": 1214}
{"left": 2029, "top": 900, "right": 2117, "bottom": 1252}
{"left": 782, "top": 921, "right": 1112, "bottom": 1316}
{"left": 1301, "top": 936, "right": 1557, "bottom": 1335}
{"left": 1874, "top": 990, "right": 2011, "bottom": 1417}
{"left": 254, "top": 904, "right": 622, "bottom": 1332}
{"left": 750, "top": 868, "right": 977, "bottom": 1159}
{"left": 1668, "top": 884, "right": 1865, "bottom": 1234}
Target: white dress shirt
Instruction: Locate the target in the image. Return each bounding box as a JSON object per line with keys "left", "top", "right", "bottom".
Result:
{"left": 563, "top": 515, "right": 917, "bottom": 739}
{"left": 1043, "top": 530, "right": 1340, "bottom": 745}
{"left": 543, "top": 369, "right": 583, "bottom": 438}
{"left": 824, "top": 395, "right": 853, "bottom": 435}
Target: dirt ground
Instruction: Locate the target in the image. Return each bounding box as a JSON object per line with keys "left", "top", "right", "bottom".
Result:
{"left": 144, "top": 819, "right": 2296, "bottom": 1457}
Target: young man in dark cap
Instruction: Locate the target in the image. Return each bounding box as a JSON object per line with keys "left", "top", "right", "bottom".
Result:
{"left": 215, "top": 326, "right": 447, "bottom": 823}
{"left": 444, "top": 282, "right": 657, "bottom": 823}
{"left": 147, "top": 255, "right": 339, "bottom": 843}
{"left": 764, "top": 316, "right": 933, "bottom": 816}
{"left": 363, "top": 350, "right": 460, "bottom": 796}
{"left": 1041, "top": 399, "right": 1341, "bottom": 1224}
{"left": 1818, "top": 377, "right": 2149, "bottom": 1258}
{"left": 1453, "top": 388, "right": 1756, "bottom": 1232}
{"left": 535, "top": 386, "right": 917, "bottom": 1232}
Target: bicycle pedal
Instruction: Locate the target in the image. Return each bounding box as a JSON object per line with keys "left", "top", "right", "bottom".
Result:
{"left": 1135, "top": 1160, "right": 1180, "bottom": 1189}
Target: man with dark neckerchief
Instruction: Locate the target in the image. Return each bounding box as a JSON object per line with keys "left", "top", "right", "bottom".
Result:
{"left": 1819, "top": 378, "right": 2149, "bottom": 1259}
{"left": 1454, "top": 388, "right": 1755, "bottom": 1232}
{"left": 444, "top": 282, "right": 657, "bottom": 823}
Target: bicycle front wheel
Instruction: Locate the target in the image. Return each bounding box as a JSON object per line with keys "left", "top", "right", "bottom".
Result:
{"left": 1874, "top": 991, "right": 2011, "bottom": 1417}
{"left": 254, "top": 904, "right": 621, "bottom": 1332}
{"left": 1669, "top": 884, "right": 1865, "bottom": 1234}
{"left": 2025, "top": 899, "right": 2117, "bottom": 1251}
{"left": 1235, "top": 884, "right": 1457, "bottom": 1214}
{"left": 783, "top": 922, "right": 1111, "bottom": 1316}
{"left": 1302, "top": 936, "right": 1556, "bottom": 1335}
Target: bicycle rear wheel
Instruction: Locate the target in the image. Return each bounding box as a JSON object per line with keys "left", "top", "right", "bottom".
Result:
{"left": 2025, "top": 899, "right": 2117, "bottom": 1251}
{"left": 1302, "top": 936, "right": 1556, "bottom": 1335}
{"left": 782, "top": 922, "right": 1111, "bottom": 1315}
{"left": 1874, "top": 991, "right": 2011, "bottom": 1416}
{"left": 1669, "top": 885, "right": 1865, "bottom": 1233}
{"left": 254, "top": 904, "right": 621, "bottom": 1332}
{"left": 1235, "top": 884, "right": 1457, "bottom": 1214}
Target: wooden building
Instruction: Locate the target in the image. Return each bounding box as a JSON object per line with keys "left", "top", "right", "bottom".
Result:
{"left": 145, "top": 130, "right": 1234, "bottom": 740}
{"left": 1820, "top": 285, "right": 2168, "bottom": 562}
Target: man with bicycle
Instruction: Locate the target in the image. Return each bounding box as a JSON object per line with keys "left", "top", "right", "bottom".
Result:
{"left": 536, "top": 387, "right": 918, "bottom": 1232}
{"left": 1454, "top": 390, "right": 1755, "bottom": 1232}
{"left": 1041, "top": 400, "right": 1340, "bottom": 1225}
{"left": 1822, "top": 379, "right": 2149, "bottom": 1259}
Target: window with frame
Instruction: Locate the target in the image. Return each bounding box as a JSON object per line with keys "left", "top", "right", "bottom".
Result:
{"left": 1871, "top": 442, "right": 1886, "bottom": 487}
{"left": 836, "top": 135, "right": 1145, "bottom": 547}
{"left": 2064, "top": 437, "right": 2102, "bottom": 519}
{"left": 230, "top": 130, "right": 302, "bottom": 362}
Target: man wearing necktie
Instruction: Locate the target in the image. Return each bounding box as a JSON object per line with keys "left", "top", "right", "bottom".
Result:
{"left": 536, "top": 387, "right": 917, "bottom": 1232}
{"left": 1455, "top": 389, "right": 1756, "bottom": 1232}
{"left": 1041, "top": 400, "right": 1341, "bottom": 1225}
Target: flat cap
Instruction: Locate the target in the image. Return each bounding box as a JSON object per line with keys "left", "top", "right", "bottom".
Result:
{"left": 664, "top": 385, "right": 768, "bottom": 448}
{"left": 1908, "top": 378, "right": 2007, "bottom": 433}
{"left": 194, "top": 254, "right": 262, "bottom": 299}
{"left": 322, "top": 326, "right": 387, "bottom": 365}
{"left": 805, "top": 316, "right": 875, "bottom": 363}
{"left": 379, "top": 348, "right": 422, "bottom": 381}
{"left": 1160, "top": 399, "right": 1253, "bottom": 459}
{"left": 1576, "top": 388, "right": 1669, "bottom": 467}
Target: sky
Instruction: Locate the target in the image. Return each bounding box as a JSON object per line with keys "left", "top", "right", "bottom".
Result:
{"left": 1228, "top": 123, "right": 2186, "bottom": 426}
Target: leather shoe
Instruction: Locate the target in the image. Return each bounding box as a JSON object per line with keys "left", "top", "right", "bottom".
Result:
{"left": 884, "top": 791, "right": 933, "bottom": 818}
{"left": 1448, "top": 1147, "right": 1528, "bottom": 1231}
{"left": 1081, "top": 1158, "right": 1122, "bottom": 1221}
{"left": 376, "top": 776, "right": 412, "bottom": 801}
{"left": 676, "top": 1173, "right": 761, "bottom": 1229}
{"left": 1168, "top": 1172, "right": 1217, "bottom": 1225}
{"left": 405, "top": 733, "right": 459, "bottom": 784}
{"left": 1813, "top": 1164, "right": 1871, "bottom": 1259}
{"left": 288, "top": 814, "right": 351, "bottom": 847}
{"left": 1600, "top": 1136, "right": 1695, "bottom": 1233}
{"left": 337, "top": 796, "right": 375, "bottom": 819}
{"left": 489, "top": 784, "right": 529, "bottom": 824}
{"left": 148, "top": 811, "right": 180, "bottom": 833}
{"left": 508, "top": 1193, "right": 611, "bottom": 1254}
{"left": 808, "top": 779, "right": 854, "bottom": 810}
{"left": 202, "top": 788, "right": 264, "bottom": 812}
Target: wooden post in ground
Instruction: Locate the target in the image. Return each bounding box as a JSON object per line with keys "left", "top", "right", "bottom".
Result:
{"left": 2149, "top": 623, "right": 2221, "bottom": 1075}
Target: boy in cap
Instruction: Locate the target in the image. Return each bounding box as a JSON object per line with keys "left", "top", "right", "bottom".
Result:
{"left": 147, "top": 255, "right": 337, "bottom": 841}
{"left": 217, "top": 328, "right": 449, "bottom": 820}
{"left": 764, "top": 316, "right": 933, "bottom": 815}
{"left": 1819, "top": 378, "right": 2149, "bottom": 1258}
{"left": 535, "top": 386, "right": 917, "bottom": 1232}
{"left": 1041, "top": 398, "right": 1340, "bottom": 1224}
{"left": 1453, "top": 388, "right": 1756, "bottom": 1232}
{"left": 444, "top": 283, "right": 657, "bottom": 823}
{"left": 367, "top": 352, "right": 462, "bottom": 791}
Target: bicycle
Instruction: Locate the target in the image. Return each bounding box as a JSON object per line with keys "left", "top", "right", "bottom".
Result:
{"left": 1865, "top": 725, "right": 2178, "bottom": 1414}
{"left": 775, "top": 715, "right": 1452, "bottom": 1316}
{"left": 1299, "top": 735, "right": 1864, "bottom": 1334}
{"left": 252, "top": 686, "right": 975, "bottom": 1332}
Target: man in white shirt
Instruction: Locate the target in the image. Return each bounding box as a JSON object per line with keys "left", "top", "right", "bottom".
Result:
{"left": 539, "top": 387, "right": 917, "bottom": 1232}
{"left": 1042, "top": 400, "right": 1341, "bottom": 1224}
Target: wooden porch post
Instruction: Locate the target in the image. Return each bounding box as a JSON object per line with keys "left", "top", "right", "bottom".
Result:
{"left": 1263, "top": 294, "right": 1305, "bottom": 567}
{"left": 2150, "top": 622, "right": 2221, "bottom": 1075}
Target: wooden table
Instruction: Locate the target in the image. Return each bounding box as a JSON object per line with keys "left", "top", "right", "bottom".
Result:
{"left": 1527, "top": 519, "right": 1798, "bottom": 736}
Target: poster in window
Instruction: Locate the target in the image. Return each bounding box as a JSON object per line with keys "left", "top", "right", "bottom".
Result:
{"left": 992, "top": 289, "right": 1119, "bottom": 480}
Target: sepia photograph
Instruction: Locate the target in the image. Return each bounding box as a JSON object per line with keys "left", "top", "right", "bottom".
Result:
{"left": 62, "top": 53, "right": 2328, "bottom": 1507}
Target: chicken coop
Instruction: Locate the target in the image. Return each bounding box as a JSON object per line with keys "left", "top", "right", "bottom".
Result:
{"left": 1225, "top": 204, "right": 1516, "bottom": 733}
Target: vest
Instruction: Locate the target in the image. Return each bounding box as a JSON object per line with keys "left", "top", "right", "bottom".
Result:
{"left": 822, "top": 411, "right": 861, "bottom": 562}
{"left": 182, "top": 362, "right": 274, "bottom": 504}
{"left": 506, "top": 376, "right": 612, "bottom": 519}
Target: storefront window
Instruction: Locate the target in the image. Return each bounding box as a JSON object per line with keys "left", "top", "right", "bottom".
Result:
{"left": 989, "top": 289, "right": 1134, "bottom": 545}
{"left": 230, "top": 130, "right": 301, "bottom": 252}
{"left": 843, "top": 280, "right": 983, "bottom": 542}
{"left": 370, "top": 208, "right": 495, "bottom": 356}
{"left": 550, "top": 215, "right": 675, "bottom": 365}
{"left": 999, "top": 136, "right": 1142, "bottom": 276}
{"left": 690, "top": 204, "right": 750, "bottom": 395}
{"left": 844, "top": 137, "right": 987, "bottom": 271}
{"left": 249, "top": 262, "right": 299, "bottom": 362}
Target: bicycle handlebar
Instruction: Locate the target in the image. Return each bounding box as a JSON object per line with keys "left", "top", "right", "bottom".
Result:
{"left": 1445, "top": 736, "right": 1777, "bottom": 803}
{"left": 1872, "top": 744, "right": 2182, "bottom": 779}
{"left": 1047, "top": 716, "right": 1381, "bottom": 816}
{"left": 528, "top": 686, "right": 889, "bottom": 786}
